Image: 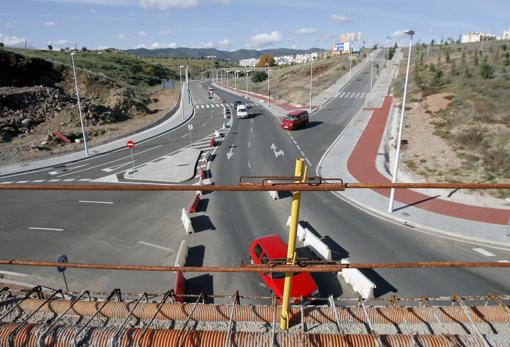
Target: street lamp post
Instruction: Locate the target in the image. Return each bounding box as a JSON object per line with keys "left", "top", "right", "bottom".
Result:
{"left": 245, "top": 69, "right": 250, "bottom": 98}
{"left": 70, "top": 52, "right": 89, "bottom": 157}
{"left": 388, "top": 29, "right": 415, "bottom": 213}
{"left": 234, "top": 71, "right": 237, "bottom": 94}
{"left": 179, "top": 65, "right": 184, "bottom": 120}
{"left": 369, "top": 52, "right": 374, "bottom": 100}
{"left": 226, "top": 71, "right": 229, "bottom": 89}
{"left": 309, "top": 56, "right": 313, "bottom": 113}
{"left": 266, "top": 64, "right": 270, "bottom": 108}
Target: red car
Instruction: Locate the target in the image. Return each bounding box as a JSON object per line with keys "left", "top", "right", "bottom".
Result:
{"left": 280, "top": 110, "right": 309, "bottom": 130}
{"left": 249, "top": 235, "right": 318, "bottom": 302}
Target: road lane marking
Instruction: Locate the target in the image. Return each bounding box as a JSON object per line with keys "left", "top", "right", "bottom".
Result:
{"left": 0, "top": 270, "right": 28, "bottom": 277}
{"left": 0, "top": 181, "right": 13, "bottom": 184}
{"left": 63, "top": 179, "right": 76, "bottom": 182}
{"left": 202, "top": 123, "right": 207, "bottom": 127}
{"left": 472, "top": 248, "right": 496, "bottom": 257}
{"left": 138, "top": 241, "right": 172, "bottom": 252}
{"left": 248, "top": 141, "right": 251, "bottom": 148}
{"left": 32, "top": 179, "right": 45, "bottom": 183}
{"left": 78, "top": 200, "right": 114, "bottom": 205}
{"left": 305, "top": 157, "right": 312, "bottom": 166}
{"left": 48, "top": 171, "right": 60, "bottom": 175}
{"left": 15, "top": 181, "right": 28, "bottom": 183}
{"left": 29, "top": 227, "right": 64, "bottom": 231}
{"left": 48, "top": 179, "right": 61, "bottom": 182}
{"left": 78, "top": 178, "right": 92, "bottom": 182}
{"left": 248, "top": 161, "right": 251, "bottom": 169}
{"left": 498, "top": 260, "right": 509, "bottom": 263}
{"left": 58, "top": 145, "right": 162, "bottom": 177}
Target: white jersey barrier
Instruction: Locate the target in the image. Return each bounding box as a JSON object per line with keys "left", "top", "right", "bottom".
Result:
{"left": 338, "top": 259, "right": 376, "bottom": 299}
{"left": 268, "top": 180, "right": 279, "bottom": 200}
{"left": 303, "top": 231, "right": 332, "bottom": 261}
{"left": 175, "top": 240, "right": 189, "bottom": 267}
{"left": 181, "top": 208, "right": 194, "bottom": 234}
{"left": 286, "top": 217, "right": 306, "bottom": 242}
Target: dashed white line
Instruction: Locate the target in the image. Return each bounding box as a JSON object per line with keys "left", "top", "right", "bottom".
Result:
{"left": 78, "top": 178, "right": 92, "bottom": 182}
{"left": 0, "top": 181, "right": 13, "bottom": 184}
{"left": 248, "top": 161, "right": 251, "bottom": 169}
{"left": 48, "top": 171, "right": 60, "bottom": 175}
{"left": 63, "top": 179, "right": 76, "bottom": 182}
{"left": 305, "top": 157, "right": 312, "bottom": 166}
{"left": 28, "top": 227, "right": 64, "bottom": 231}
{"left": 15, "top": 181, "right": 28, "bottom": 184}
{"left": 32, "top": 179, "right": 45, "bottom": 183}
{"left": 0, "top": 270, "right": 28, "bottom": 277}
{"left": 48, "top": 179, "right": 61, "bottom": 182}
{"left": 498, "top": 260, "right": 509, "bottom": 263}
{"left": 202, "top": 123, "right": 207, "bottom": 127}
{"left": 472, "top": 248, "right": 496, "bottom": 257}
{"left": 248, "top": 140, "right": 251, "bottom": 148}
{"left": 250, "top": 128, "right": 253, "bottom": 133}
{"left": 78, "top": 200, "right": 114, "bottom": 205}
{"left": 138, "top": 241, "right": 172, "bottom": 252}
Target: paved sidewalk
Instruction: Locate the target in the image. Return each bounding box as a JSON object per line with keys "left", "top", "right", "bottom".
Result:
{"left": 0, "top": 84, "right": 195, "bottom": 176}
{"left": 318, "top": 53, "right": 510, "bottom": 247}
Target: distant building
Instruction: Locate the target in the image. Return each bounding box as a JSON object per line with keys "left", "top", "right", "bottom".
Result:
{"left": 503, "top": 29, "right": 510, "bottom": 40}
{"left": 461, "top": 32, "right": 496, "bottom": 43}
{"left": 239, "top": 53, "right": 318, "bottom": 67}
{"left": 239, "top": 58, "right": 257, "bottom": 67}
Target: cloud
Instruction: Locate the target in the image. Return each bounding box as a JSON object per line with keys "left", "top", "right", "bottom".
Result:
{"left": 116, "top": 33, "right": 127, "bottom": 39}
{"left": 294, "top": 27, "right": 317, "bottom": 35}
{"left": 391, "top": 30, "right": 414, "bottom": 39}
{"left": 159, "top": 29, "right": 171, "bottom": 36}
{"left": 194, "top": 41, "right": 214, "bottom": 48}
{"left": 138, "top": 30, "right": 147, "bottom": 36}
{"left": 96, "top": 45, "right": 109, "bottom": 50}
{"left": 139, "top": 0, "right": 198, "bottom": 10}
{"left": 0, "top": 33, "right": 25, "bottom": 47}
{"left": 246, "top": 31, "right": 282, "bottom": 49}
{"left": 48, "top": 39, "right": 70, "bottom": 48}
{"left": 212, "top": 0, "right": 230, "bottom": 4}
{"left": 134, "top": 44, "right": 147, "bottom": 48}
{"left": 149, "top": 42, "right": 177, "bottom": 49}
{"left": 330, "top": 14, "right": 351, "bottom": 23}
{"left": 217, "top": 38, "right": 230, "bottom": 49}
{"left": 319, "top": 33, "right": 336, "bottom": 42}
{"left": 43, "top": 21, "right": 57, "bottom": 27}
{"left": 4, "top": 22, "right": 14, "bottom": 28}
{"left": 89, "top": 8, "right": 97, "bottom": 14}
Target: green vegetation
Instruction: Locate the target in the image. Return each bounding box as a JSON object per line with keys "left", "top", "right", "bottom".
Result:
{"left": 393, "top": 40, "right": 510, "bottom": 185}
{"left": 251, "top": 71, "right": 268, "bottom": 82}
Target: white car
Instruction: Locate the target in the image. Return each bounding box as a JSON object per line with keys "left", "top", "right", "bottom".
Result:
{"left": 236, "top": 104, "right": 248, "bottom": 118}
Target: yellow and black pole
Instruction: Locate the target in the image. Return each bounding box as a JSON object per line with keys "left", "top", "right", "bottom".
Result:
{"left": 280, "top": 158, "right": 307, "bottom": 329}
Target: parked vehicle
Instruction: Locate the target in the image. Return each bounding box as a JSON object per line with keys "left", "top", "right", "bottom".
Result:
{"left": 236, "top": 104, "right": 248, "bottom": 118}
{"left": 249, "top": 235, "right": 318, "bottom": 302}
{"left": 280, "top": 110, "right": 309, "bottom": 130}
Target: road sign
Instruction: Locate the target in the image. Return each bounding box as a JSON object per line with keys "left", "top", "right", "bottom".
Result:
{"left": 57, "top": 254, "right": 68, "bottom": 273}
{"left": 127, "top": 140, "right": 135, "bottom": 149}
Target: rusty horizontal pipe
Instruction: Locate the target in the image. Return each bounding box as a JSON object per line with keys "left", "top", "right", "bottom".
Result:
{"left": 0, "top": 259, "right": 509, "bottom": 273}
{"left": 1, "top": 323, "right": 496, "bottom": 347}
{"left": 0, "top": 182, "right": 509, "bottom": 192}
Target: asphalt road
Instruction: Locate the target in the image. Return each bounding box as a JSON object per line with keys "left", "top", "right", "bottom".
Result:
{"left": 0, "top": 59, "right": 509, "bottom": 300}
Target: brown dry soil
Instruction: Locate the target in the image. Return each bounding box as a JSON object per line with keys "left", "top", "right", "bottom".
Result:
{"left": 0, "top": 88, "right": 178, "bottom": 165}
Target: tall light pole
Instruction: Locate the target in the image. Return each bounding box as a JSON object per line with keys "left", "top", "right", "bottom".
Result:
{"left": 309, "top": 55, "right": 313, "bottom": 113}
{"left": 388, "top": 29, "right": 415, "bottom": 213}
{"left": 70, "top": 52, "right": 89, "bottom": 157}
{"left": 234, "top": 70, "right": 238, "bottom": 93}
{"left": 179, "top": 65, "right": 184, "bottom": 120}
{"left": 245, "top": 69, "right": 250, "bottom": 98}
{"left": 369, "top": 51, "right": 374, "bottom": 100}
{"left": 349, "top": 42, "right": 352, "bottom": 78}
{"left": 226, "top": 71, "right": 229, "bottom": 89}
{"left": 266, "top": 63, "right": 270, "bottom": 108}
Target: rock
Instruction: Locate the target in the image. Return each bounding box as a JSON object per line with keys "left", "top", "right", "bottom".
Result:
{"left": 0, "top": 132, "right": 12, "bottom": 143}
{"left": 21, "top": 118, "right": 31, "bottom": 127}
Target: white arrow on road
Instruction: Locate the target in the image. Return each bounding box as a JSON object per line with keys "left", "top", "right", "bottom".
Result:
{"left": 226, "top": 144, "right": 235, "bottom": 160}
{"left": 270, "top": 143, "right": 284, "bottom": 158}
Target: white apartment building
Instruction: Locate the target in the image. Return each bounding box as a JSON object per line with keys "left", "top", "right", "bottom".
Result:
{"left": 503, "top": 29, "right": 510, "bottom": 40}
{"left": 461, "top": 32, "right": 496, "bottom": 43}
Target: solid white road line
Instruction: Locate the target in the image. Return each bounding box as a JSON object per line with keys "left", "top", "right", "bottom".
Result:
{"left": 138, "top": 241, "right": 172, "bottom": 252}
{"left": 472, "top": 248, "right": 496, "bottom": 257}
{"left": 0, "top": 270, "right": 28, "bottom": 277}
{"left": 78, "top": 200, "right": 114, "bottom": 205}
{"left": 28, "top": 227, "right": 64, "bottom": 231}
{"left": 305, "top": 157, "right": 312, "bottom": 166}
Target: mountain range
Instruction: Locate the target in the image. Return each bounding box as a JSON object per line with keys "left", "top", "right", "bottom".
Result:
{"left": 126, "top": 47, "right": 323, "bottom": 61}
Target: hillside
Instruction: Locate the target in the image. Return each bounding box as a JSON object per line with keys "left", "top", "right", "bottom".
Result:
{"left": 127, "top": 47, "right": 321, "bottom": 61}
{"left": 0, "top": 48, "right": 179, "bottom": 164}
{"left": 391, "top": 40, "right": 510, "bottom": 199}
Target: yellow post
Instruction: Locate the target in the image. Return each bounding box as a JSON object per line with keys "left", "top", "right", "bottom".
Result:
{"left": 280, "top": 158, "right": 306, "bottom": 330}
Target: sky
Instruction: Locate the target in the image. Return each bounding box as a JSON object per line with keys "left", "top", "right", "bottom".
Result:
{"left": 1, "top": 0, "right": 510, "bottom": 51}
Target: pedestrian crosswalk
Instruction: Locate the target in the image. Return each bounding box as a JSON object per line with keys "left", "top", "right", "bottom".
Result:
{"left": 338, "top": 91, "right": 370, "bottom": 99}
{"left": 195, "top": 102, "right": 257, "bottom": 109}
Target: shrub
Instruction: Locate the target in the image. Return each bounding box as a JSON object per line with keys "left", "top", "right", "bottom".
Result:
{"left": 480, "top": 61, "right": 494, "bottom": 79}
{"left": 431, "top": 70, "right": 444, "bottom": 86}
{"left": 251, "top": 70, "right": 268, "bottom": 82}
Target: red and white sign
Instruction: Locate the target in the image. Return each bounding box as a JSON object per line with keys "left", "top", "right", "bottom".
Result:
{"left": 127, "top": 140, "right": 135, "bottom": 149}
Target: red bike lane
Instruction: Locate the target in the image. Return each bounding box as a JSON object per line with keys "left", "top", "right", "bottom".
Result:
{"left": 347, "top": 96, "right": 510, "bottom": 225}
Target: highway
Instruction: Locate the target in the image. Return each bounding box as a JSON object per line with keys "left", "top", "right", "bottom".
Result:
{"left": 0, "top": 55, "right": 509, "bottom": 299}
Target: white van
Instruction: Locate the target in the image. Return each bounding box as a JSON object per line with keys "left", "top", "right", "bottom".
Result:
{"left": 236, "top": 104, "right": 248, "bottom": 119}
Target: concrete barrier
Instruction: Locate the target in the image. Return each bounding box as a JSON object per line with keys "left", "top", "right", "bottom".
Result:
{"left": 174, "top": 271, "right": 185, "bottom": 303}
{"left": 338, "top": 259, "right": 376, "bottom": 299}
{"left": 181, "top": 208, "right": 194, "bottom": 234}
{"left": 303, "top": 231, "right": 332, "bottom": 261}
{"left": 267, "top": 180, "right": 279, "bottom": 200}
{"left": 174, "top": 240, "right": 188, "bottom": 267}
{"left": 286, "top": 217, "right": 306, "bottom": 242}
{"left": 188, "top": 194, "right": 201, "bottom": 213}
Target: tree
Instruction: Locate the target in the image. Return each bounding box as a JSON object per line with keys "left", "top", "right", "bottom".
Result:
{"left": 432, "top": 70, "right": 444, "bottom": 86}
{"left": 214, "top": 61, "right": 220, "bottom": 69}
{"left": 48, "top": 44, "right": 53, "bottom": 51}
{"left": 0, "top": 42, "right": 4, "bottom": 48}
{"left": 81, "top": 46, "right": 87, "bottom": 52}
{"left": 251, "top": 71, "right": 268, "bottom": 82}
{"left": 256, "top": 54, "right": 275, "bottom": 68}
{"left": 480, "top": 61, "right": 494, "bottom": 79}
{"left": 430, "top": 39, "right": 435, "bottom": 46}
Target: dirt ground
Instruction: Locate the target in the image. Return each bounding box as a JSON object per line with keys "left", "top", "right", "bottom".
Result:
{"left": 0, "top": 88, "right": 178, "bottom": 165}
